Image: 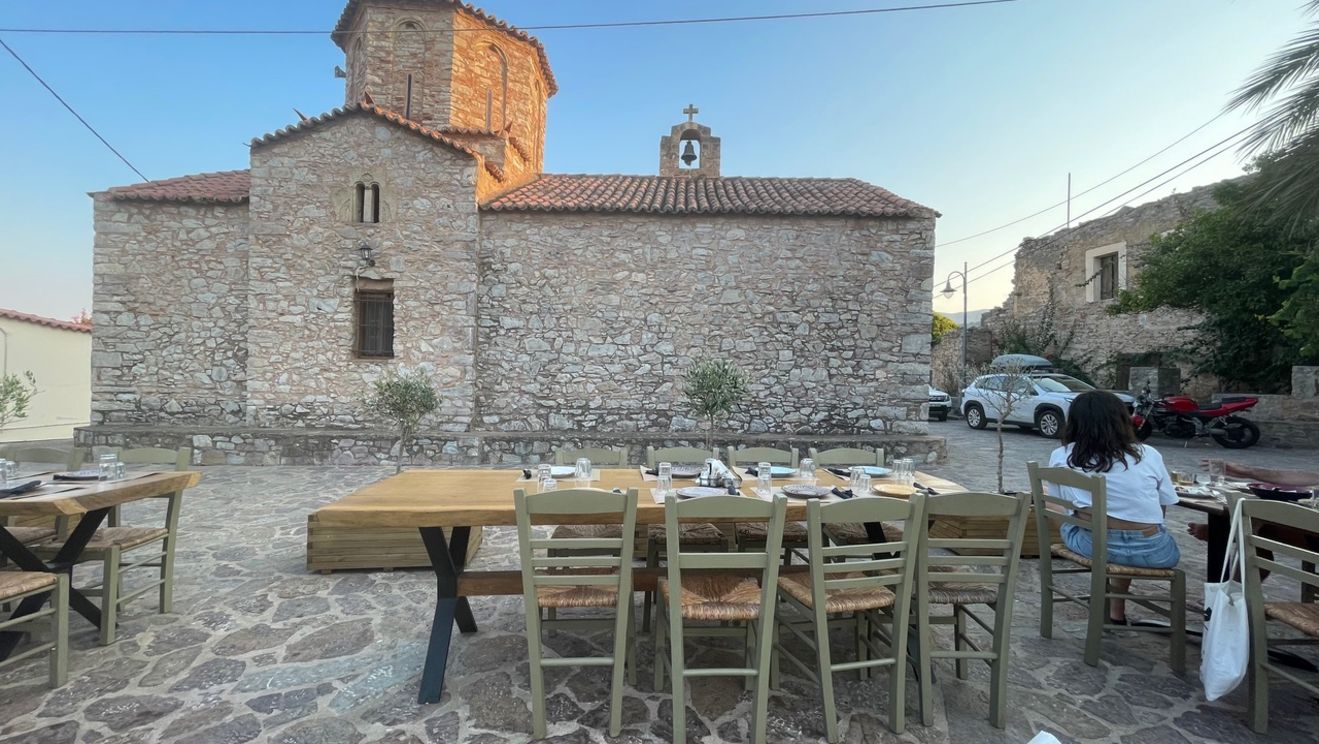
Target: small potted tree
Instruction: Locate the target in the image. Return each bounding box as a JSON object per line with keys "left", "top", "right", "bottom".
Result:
{"left": 369, "top": 367, "right": 439, "bottom": 473}
{"left": 0, "top": 371, "right": 37, "bottom": 437}
{"left": 681, "top": 357, "right": 748, "bottom": 452}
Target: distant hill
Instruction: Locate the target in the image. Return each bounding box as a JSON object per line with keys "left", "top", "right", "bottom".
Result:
{"left": 936, "top": 308, "right": 993, "bottom": 328}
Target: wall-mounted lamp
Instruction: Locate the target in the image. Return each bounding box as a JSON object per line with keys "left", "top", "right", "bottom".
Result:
{"left": 358, "top": 242, "right": 376, "bottom": 267}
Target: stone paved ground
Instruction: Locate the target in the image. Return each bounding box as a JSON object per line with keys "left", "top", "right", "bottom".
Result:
{"left": 1, "top": 431, "right": 1317, "bottom": 744}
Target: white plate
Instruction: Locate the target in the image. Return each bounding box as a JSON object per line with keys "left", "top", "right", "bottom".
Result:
{"left": 549, "top": 466, "right": 576, "bottom": 478}
{"left": 675, "top": 486, "right": 727, "bottom": 499}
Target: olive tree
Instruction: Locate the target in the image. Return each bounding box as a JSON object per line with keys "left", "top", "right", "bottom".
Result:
{"left": 965, "top": 359, "right": 1034, "bottom": 494}
{"left": 681, "top": 357, "right": 749, "bottom": 451}
{"left": 0, "top": 371, "right": 38, "bottom": 437}
{"left": 368, "top": 368, "right": 440, "bottom": 473}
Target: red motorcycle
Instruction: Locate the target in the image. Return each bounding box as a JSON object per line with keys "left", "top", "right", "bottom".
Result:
{"left": 1132, "top": 388, "right": 1261, "bottom": 449}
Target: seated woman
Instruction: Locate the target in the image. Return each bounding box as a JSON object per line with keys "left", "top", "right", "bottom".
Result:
{"left": 1048, "top": 390, "right": 1180, "bottom": 624}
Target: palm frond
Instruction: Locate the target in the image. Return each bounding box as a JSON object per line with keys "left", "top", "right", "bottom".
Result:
{"left": 1240, "top": 73, "right": 1319, "bottom": 152}
{"left": 1241, "top": 128, "right": 1319, "bottom": 229}
{"left": 1228, "top": 23, "right": 1319, "bottom": 112}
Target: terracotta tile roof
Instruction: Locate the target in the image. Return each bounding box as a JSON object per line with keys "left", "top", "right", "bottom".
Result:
{"left": 0, "top": 308, "right": 91, "bottom": 334}
{"left": 250, "top": 102, "right": 479, "bottom": 158}
{"left": 331, "top": 0, "right": 557, "bottom": 96}
{"left": 104, "top": 170, "right": 250, "bottom": 205}
{"left": 481, "top": 175, "right": 937, "bottom": 219}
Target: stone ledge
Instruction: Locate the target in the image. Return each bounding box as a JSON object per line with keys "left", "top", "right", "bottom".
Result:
{"left": 75, "top": 425, "right": 947, "bottom": 466}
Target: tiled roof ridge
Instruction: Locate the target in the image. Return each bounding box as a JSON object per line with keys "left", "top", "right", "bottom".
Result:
{"left": 103, "top": 169, "right": 251, "bottom": 205}
{"left": 331, "top": 0, "right": 557, "bottom": 96}
{"left": 0, "top": 307, "right": 92, "bottom": 334}
{"left": 480, "top": 173, "right": 938, "bottom": 219}
{"left": 250, "top": 102, "right": 480, "bottom": 160}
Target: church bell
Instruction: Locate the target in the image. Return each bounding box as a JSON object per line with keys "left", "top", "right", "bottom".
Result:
{"left": 681, "top": 139, "right": 697, "bottom": 166}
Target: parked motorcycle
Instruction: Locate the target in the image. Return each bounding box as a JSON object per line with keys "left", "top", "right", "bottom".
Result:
{"left": 1131, "top": 388, "right": 1261, "bottom": 449}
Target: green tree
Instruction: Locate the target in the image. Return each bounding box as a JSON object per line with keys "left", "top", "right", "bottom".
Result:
{"left": 368, "top": 368, "right": 440, "bottom": 473}
{"left": 681, "top": 357, "right": 748, "bottom": 450}
{"left": 931, "top": 312, "right": 958, "bottom": 346}
{"left": 0, "top": 371, "right": 38, "bottom": 435}
{"left": 1112, "top": 180, "right": 1316, "bottom": 391}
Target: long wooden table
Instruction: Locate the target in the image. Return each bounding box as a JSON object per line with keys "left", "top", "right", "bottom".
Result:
{"left": 0, "top": 470, "right": 201, "bottom": 659}
{"left": 314, "top": 466, "right": 963, "bottom": 704}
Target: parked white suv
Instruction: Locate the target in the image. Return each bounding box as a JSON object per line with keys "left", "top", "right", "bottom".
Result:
{"left": 961, "top": 373, "right": 1134, "bottom": 438}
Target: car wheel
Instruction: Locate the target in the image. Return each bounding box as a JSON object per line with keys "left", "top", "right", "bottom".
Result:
{"left": 935, "top": 412, "right": 948, "bottom": 422}
{"left": 965, "top": 404, "right": 987, "bottom": 430}
{"left": 1035, "top": 408, "right": 1063, "bottom": 439}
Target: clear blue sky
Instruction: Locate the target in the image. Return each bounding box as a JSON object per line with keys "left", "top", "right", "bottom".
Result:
{"left": 0, "top": 0, "right": 1305, "bottom": 321}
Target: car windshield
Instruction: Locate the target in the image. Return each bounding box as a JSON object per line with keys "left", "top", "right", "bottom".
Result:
{"left": 1035, "top": 375, "right": 1094, "bottom": 393}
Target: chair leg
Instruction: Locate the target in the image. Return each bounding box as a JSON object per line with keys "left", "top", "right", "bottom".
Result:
{"left": 1248, "top": 651, "right": 1269, "bottom": 733}
{"left": 625, "top": 599, "right": 638, "bottom": 688}
{"left": 855, "top": 611, "right": 868, "bottom": 680}
{"left": 954, "top": 607, "right": 969, "bottom": 680}
{"left": 987, "top": 603, "right": 1009, "bottom": 729}
{"left": 811, "top": 607, "right": 838, "bottom": 743}
{"left": 50, "top": 576, "right": 69, "bottom": 688}
{"left": 653, "top": 605, "right": 667, "bottom": 692}
{"left": 643, "top": 548, "right": 656, "bottom": 634}
{"left": 751, "top": 613, "right": 777, "bottom": 744}
{"left": 608, "top": 603, "right": 630, "bottom": 737}
{"left": 668, "top": 602, "right": 688, "bottom": 744}
{"left": 1039, "top": 558, "right": 1054, "bottom": 640}
{"left": 527, "top": 607, "right": 547, "bottom": 739}
{"left": 1083, "top": 574, "right": 1105, "bottom": 667}
{"left": 918, "top": 609, "right": 935, "bottom": 727}
{"left": 1169, "top": 573, "right": 1186, "bottom": 675}
{"left": 160, "top": 539, "right": 176, "bottom": 614}
{"left": 101, "top": 545, "right": 121, "bottom": 646}
{"left": 743, "top": 622, "right": 755, "bottom": 691}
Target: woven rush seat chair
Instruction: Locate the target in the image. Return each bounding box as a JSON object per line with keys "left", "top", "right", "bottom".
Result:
{"left": 30, "top": 446, "right": 190, "bottom": 645}
{"left": 515, "top": 487, "right": 639, "bottom": 738}
{"left": 655, "top": 493, "right": 788, "bottom": 744}
{"left": 1029, "top": 462, "right": 1187, "bottom": 674}
{"left": 915, "top": 491, "right": 1030, "bottom": 729}
{"left": 553, "top": 446, "right": 629, "bottom": 467}
{"left": 727, "top": 447, "right": 807, "bottom": 561}
{"left": 0, "top": 447, "right": 84, "bottom": 550}
{"left": 823, "top": 520, "right": 905, "bottom": 547}
{"left": 0, "top": 571, "right": 68, "bottom": 687}
{"left": 807, "top": 447, "right": 886, "bottom": 467}
{"left": 773, "top": 493, "right": 926, "bottom": 742}
{"left": 1241, "top": 499, "right": 1319, "bottom": 733}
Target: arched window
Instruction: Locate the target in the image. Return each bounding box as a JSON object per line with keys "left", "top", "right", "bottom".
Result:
{"left": 369, "top": 183, "right": 381, "bottom": 224}
{"left": 353, "top": 181, "right": 381, "bottom": 224}
{"left": 394, "top": 20, "right": 424, "bottom": 119}
{"left": 485, "top": 44, "right": 508, "bottom": 130}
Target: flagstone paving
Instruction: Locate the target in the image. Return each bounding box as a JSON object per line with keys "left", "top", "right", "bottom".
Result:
{"left": 1, "top": 431, "right": 1317, "bottom": 744}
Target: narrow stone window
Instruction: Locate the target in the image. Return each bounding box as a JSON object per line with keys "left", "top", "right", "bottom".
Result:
{"left": 353, "top": 182, "right": 381, "bottom": 224}
{"left": 354, "top": 182, "right": 366, "bottom": 222}
{"left": 485, "top": 44, "right": 508, "bottom": 130}
{"left": 369, "top": 183, "right": 381, "bottom": 224}
{"left": 1097, "top": 253, "right": 1119, "bottom": 300}
{"left": 354, "top": 280, "right": 394, "bottom": 358}
{"left": 404, "top": 74, "right": 414, "bottom": 119}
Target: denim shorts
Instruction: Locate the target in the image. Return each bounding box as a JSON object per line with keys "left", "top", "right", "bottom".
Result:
{"left": 1061, "top": 523, "right": 1181, "bottom": 569}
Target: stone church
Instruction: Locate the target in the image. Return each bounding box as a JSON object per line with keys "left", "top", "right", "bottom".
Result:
{"left": 82, "top": 0, "right": 941, "bottom": 465}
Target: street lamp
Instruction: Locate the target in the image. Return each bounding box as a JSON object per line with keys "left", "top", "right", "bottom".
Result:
{"left": 940, "top": 261, "right": 968, "bottom": 386}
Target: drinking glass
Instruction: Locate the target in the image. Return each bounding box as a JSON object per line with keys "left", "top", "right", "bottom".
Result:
{"left": 0, "top": 459, "right": 9, "bottom": 487}
{"left": 799, "top": 458, "right": 816, "bottom": 484}
{"left": 903, "top": 458, "right": 917, "bottom": 486}
{"left": 98, "top": 453, "right": 119, "bottom": 481}
{"left": 1194, "top": 472, "right": 1212, "bottom": 487}
{"left": 657, "top": 462, "right": 673, "bottom": 496}
{"left": 114, "top": 462, "right": 127, "bottom": 480}
{"left": 536, "top": 463, "right": 552, "bottom": 491}
{"left": 1208, "top": 460, "right": 1226, "bottom": 486}
{"left": 856, "top": 473, "right": 872, "bottom": 496}
{"left": 849, "top": 466, "right": 865, "bottom": 492}
{"left": 575, "top": 457, "right": 592, "bottom": 484}
{"left": 541, "top": 478, "right": 558, "bottom": 493}
{"left": 757, "top": 462, "right": 772, "bottom": 497}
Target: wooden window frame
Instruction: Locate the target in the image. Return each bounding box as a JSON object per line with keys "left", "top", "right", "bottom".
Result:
{"left": 1097, "top": 253, "right": 1119, "bottom": 301}
{"left": 354, "top": 285, "right": 395, "bottom": 359}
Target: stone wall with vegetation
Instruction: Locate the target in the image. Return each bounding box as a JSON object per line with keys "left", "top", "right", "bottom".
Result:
{"left": 477, "top": 211, "right": 936, "bottom": 436}
{"left": 90, "top": 196, "right": 250, "bottom": 426}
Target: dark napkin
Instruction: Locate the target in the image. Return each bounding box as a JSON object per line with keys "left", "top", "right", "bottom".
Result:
{"left": 831, "top": 487, "right": 854, "bottom": 500}
{"left": 826, "top": 467, "right": 853, "bottom": 478}
{"left": 0, "top": 480, "right": 43, "bottom": 498}
{"left": 914, "top": 482, "right": 940, "bottom": 496}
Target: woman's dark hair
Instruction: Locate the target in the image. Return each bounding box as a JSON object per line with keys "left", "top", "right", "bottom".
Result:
{"left": 1061, "top": 390, "right": 1143, "bottom": 472}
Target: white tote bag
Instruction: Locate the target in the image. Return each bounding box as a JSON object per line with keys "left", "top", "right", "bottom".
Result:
{"left": 1200, "top": 498, "right": 1250, "bottom": 701}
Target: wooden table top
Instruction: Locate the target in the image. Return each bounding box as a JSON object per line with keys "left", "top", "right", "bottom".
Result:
{"left": 0, "top": 471, "right": 201, "bottom": 517}
{"left": 313, "top": 467, "right": 965, "bottom": 529}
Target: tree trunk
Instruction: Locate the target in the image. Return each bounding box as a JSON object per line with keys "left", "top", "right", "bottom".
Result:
{"left": 396, "top": 425, "right": 410, "bottom": 474}
{"left": 995, "top": 420, "right": 1005, "bottom": 494}
{"left": 706, "top": 416, "right": 714, "bottom": 452}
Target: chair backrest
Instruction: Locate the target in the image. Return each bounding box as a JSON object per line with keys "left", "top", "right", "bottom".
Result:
{"left": 664, "top": 494, "right": 788, "bottom": 610}
{"left": 1241, "top": 499, "right": 1319, "bottom": 602}
{"left": 646, "top": 446, "right": 714, "bottom": 468}
{"left": 514, "top": 487, "right": 639, "bottom": 602}
{"left": 726, "top": 446, "right": 798, "bottom": 466}
{"left": 807, "top": 447, "right": 885, "bottom": 466}
{"left": 554, "top": 446, "right": 629, "bottom": 467}
{"left": 918, "top": 491, "right": 1030, "bottom": 597}
{"left": 801, "top": 493, "right": 926, "bottom": 615}
{"left": 1028, "top": 461, "right": 1108, "bottom": 566}
{"left": 114, "top": 447, "right": 192, "bottom": 470}
{"left": 0, "top": 446, "right": 83, "bottom": 470}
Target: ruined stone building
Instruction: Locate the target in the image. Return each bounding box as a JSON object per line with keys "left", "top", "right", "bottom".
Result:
{"left": 932, "top": 181, "right": 1228, "bottom": 395}
{"left": 83, "top": 0, "right": 940, "bottom": 465}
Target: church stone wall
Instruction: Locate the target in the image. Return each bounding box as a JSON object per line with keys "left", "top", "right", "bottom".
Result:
{"left": 90, "top": 197, "right": 250, "bottom": 426}
{"left": 246, "top": 114, "right": 481, "bottom": 430}
{"left": 476, "top": 212, "right": 936, "bottom": 436}
{"left": 341, "top": 4, "right": 456, "bottom": 128}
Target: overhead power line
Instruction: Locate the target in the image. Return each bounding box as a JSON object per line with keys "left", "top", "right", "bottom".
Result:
{"left": 0, "top": 0, "right": 1023, "bottom": 36}
{"left": 0, "top": 37, "right": 147, "bottom": 181}
{"left": 936, "top": 109, "right": 1229, "bottom": 249}
{"left": 962, "top": 128, "right": 1249, "bottom": 288}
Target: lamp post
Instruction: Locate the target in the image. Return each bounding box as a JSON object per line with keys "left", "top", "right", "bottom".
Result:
{"left": 940, "top": 261, "right": 968, "bottom": 386}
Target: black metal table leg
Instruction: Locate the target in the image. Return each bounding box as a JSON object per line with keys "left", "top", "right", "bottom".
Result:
{"left": 417, "top": 526, "right": 476, "bottom": 704}
{"left": 0, "top": 507, "right": 112, "bottom": 660}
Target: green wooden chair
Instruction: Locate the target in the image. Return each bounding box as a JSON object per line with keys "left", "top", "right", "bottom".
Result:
{"left": 915, "top": 491, "right": 1030, "bottom": 728}
{"left": 31, "top": 446, "right": 192, "bottom": 645}
{"left": 645, "top": 446, "right": 713, "bottom": 468}
{"left": 654, "top": 493, "right": 788, "bottom": 744}
{"left": 0, "top": 446, "right": 84, "bottom": 470}
{"left": 774, "top": 493, "right": 926, "bottom": 741}
{"left": 1028, "top": 462, "right": 1186, "bottom": 673}
{"left": 726, "top": 446, "right": 798, "bottom": 467}
{"left": 807, "top": 447, "right": 886, "bottom": 466}
{"left": 727, "top": 447, "right": 806, "bottom": 561}
{"left": 0, "top": 572, "right": 68, "bottom": 687}
{"left": 515, "top": 487, "right": 639, "bottom": 739}
{"left": 1241, "top": 499, "right": 1319, "bottom": 733}
{"left": 553, "top": 446, "right": 629, "bottom": 467}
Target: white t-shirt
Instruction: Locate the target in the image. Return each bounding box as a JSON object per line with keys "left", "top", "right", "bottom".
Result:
{"left": 1046, "top": 443, "right": 1178, "bottom": 525}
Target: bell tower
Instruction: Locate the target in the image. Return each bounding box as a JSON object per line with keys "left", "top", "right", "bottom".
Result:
{"left": 659, "top": 104, "right": 721, "bottom": 177}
